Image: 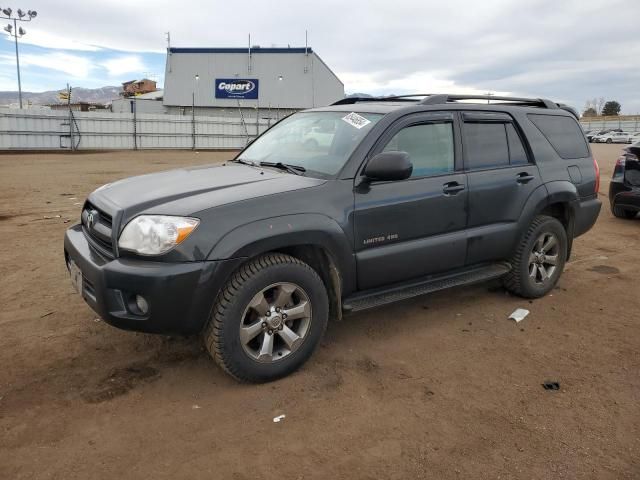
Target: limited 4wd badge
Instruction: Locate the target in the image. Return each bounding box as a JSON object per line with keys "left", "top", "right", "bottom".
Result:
{"left": 342, "top": 112, "right": 372, "bottom": 129}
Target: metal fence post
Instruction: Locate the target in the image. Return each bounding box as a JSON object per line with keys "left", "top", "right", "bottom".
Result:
{"left": 68, "top": 84, "right": 74, "bottom": 151}
{"left": 132, "top": 99, "right": 137, "bottom": 150}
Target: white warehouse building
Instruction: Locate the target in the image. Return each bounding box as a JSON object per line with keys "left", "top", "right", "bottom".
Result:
{"left": 162, "top": 47, "right": 344, "bottom": 117}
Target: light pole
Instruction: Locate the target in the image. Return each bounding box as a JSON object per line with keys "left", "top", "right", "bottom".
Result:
{"left": 1, "top": 7, "right": 38, "bottom": 109}
{"left": 192, "top": 74, "right": 199, "bottom": 150}
{"left": 277, "top": 75, "right": 283, "bottom": 120}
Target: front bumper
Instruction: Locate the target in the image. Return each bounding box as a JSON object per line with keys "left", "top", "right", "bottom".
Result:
{"left": 64, "top": 224, "right": 243, "bottom": 335}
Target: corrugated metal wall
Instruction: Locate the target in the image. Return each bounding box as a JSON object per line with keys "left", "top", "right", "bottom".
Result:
{"left": 581, "top": 117, "right": 640, "bottom": 132}
{"left": 0, "top": 109, "right": 271, "bottom": 150}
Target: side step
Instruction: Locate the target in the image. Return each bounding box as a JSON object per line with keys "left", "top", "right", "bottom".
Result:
{"left": 342, "top": 262, "right": 511, "bottom": 313}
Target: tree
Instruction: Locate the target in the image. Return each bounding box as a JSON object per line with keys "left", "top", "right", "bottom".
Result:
{"left": 582, "top": 107, "right": 598, "bottom": 117}
{"left": 601, "top": 101, "right": 621, "bottom": 116}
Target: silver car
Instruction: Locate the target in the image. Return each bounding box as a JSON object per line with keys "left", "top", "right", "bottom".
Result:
{"left": 594, "top": 131, "right": 634, "bottom": 144}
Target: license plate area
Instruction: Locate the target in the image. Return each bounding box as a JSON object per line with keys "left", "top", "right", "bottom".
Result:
{"left": 69, "top": 259, "right": 83, "bottom": 294}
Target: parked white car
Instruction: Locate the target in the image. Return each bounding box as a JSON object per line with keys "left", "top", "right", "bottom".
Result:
{"left": 593, "top": 131, "right": 634, "bottom": 143}
{"left": 628, "top": 132, "right": 640, "bottom": 144}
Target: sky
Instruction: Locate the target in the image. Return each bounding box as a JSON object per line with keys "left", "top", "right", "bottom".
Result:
{"left": 0, "top": 0, "right": 638, "bottom": 113}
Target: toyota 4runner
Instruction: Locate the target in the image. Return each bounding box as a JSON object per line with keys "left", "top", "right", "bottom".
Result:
{"left": 64, "top": 94, "right": 601, "bottom": 382}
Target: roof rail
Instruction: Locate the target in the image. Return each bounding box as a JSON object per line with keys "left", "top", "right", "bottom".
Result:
{"left": 419, "top": 94, "right": 557, "bottom": 109}
{"left": 332, "top": 94, "right": 576, "bottom": 116}
{"left": 331, "top": 95, "right": 429, "bottom": 105}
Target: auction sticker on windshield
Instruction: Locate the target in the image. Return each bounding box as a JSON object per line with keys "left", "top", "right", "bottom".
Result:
{"left": 342, "top": 112, "right": 372, "bottom": 129}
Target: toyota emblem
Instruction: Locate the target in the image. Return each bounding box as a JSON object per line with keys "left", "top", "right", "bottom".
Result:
{"left": 86, "top": 209, "right": 98, "bottom": 229}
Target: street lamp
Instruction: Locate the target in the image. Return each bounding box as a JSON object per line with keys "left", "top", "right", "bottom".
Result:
{"left": 1, "top": 7, "right": 37, "bottom": 109}
{"left": 192, "top": 74, "right": 199, "bottom": 150}
{"left": 193, "top": 73, "right": 199, "bottom": 110}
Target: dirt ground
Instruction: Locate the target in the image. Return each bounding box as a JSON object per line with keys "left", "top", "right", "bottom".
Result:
{"left": 0, "top": 146, "right": 638, "bottom": 479}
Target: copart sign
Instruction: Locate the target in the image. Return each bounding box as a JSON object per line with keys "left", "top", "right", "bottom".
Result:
{"left": 215, "top": 79, "right": 259, "bottom": 99}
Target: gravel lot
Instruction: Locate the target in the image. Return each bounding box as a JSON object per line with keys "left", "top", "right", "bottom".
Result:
{"left": 0, "top": 145, "right": 638, "bottom": 479}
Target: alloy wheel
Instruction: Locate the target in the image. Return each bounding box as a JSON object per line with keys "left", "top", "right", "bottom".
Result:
{"left": 239, "top": 282, "right": 312, "bottom": 363}
{"left": 528, "top": 232, "right": 560, "bottom": 285}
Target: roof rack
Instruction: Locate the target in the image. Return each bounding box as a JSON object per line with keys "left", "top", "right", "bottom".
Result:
{"left": 418, "top": 94, "right": 557, "bottom": 109}
{"left": 332, "top": 94, "right": 576, "bottom": 116}
{"left": 331, "top": 95, "right": 429, "bottom": 105}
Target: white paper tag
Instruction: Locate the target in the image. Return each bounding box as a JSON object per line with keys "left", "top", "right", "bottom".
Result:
{"left": 509, "top": 308, "right": 530, "bottom": 323}
{"left": 342, "top": 112, "right": 371, "bottom": 129}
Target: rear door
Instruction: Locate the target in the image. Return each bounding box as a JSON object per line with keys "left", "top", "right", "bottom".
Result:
{"left": 462, "top": 112, "right": 543, "bottom": 264}
{"left": 353, "top": 112, "right": 467, "bottom": 290}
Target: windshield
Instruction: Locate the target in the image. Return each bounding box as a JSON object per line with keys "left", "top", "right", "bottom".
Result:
{"left": 237, "top": 111, "right": 383, "bottom": 176}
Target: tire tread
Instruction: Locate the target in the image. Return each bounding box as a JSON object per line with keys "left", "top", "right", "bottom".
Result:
{"left": 503, "top": 215, "right": 560, "bottom": 298}
{"left": 203, "top": 253, "right": 324, "bottom": 382}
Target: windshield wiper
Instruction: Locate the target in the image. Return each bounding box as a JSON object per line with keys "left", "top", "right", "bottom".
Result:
{"left": 231, "top": 158, "right": 258, "bottom": 166}
{"left": 259, "top": 161, "right": 306, "bottom": 175}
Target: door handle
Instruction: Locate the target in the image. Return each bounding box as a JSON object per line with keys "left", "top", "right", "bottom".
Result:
{"left": 516, "top": 172, "right": 535, "bottom": 184}
{"left": 443, "top": 182, "right": 465, "bottom": 195}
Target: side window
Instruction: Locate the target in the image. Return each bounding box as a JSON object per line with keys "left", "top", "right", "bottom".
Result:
{"left": 464, "top": 122, "right": 509, "bottom": 169}
{"left": 506, "top": 124, "right": 529, "bottom": 165}
{"left": 528, "top": 114, "right": 589, "bottom": 159}
{"left": 382, "top": 122, "right": 454, "bottom": 177}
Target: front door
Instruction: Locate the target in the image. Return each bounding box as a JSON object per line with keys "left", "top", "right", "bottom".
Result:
{"left": 353, "top": 112, "right": 468, "bottom": 290}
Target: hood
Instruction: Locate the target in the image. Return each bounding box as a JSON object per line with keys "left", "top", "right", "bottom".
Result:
{"left": 88, "top": 163, "right": 325, "bottom": 220}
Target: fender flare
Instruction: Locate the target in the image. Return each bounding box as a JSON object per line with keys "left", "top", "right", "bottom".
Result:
{"left": 206, "top": 213, "right": 357, "bottom": 294}
{"left": 517, "top": 181, "right": 579, "bottom": 258}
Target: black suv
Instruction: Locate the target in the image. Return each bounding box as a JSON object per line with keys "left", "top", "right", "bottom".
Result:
{"left": 64, "top": 94, "right": 601, "bottom": 382}
{"left": 609, "top": 141, "right": 640, "bottom": 219}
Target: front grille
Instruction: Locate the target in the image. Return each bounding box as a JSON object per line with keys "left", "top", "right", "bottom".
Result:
{"left": 82, "top": 202, "right": 115, "bottom": 258}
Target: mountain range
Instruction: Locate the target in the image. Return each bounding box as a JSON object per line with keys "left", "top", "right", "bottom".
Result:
{"left": 0, "top": 86, "right": 123, "bottom": 106}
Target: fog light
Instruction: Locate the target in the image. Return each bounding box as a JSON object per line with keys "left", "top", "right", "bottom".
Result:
{"left": 135, "top": 295, "right": 149, "bottom": 314}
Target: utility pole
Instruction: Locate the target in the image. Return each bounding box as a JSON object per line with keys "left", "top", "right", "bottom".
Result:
{"left": 485, "top": 91, "right": 494, "bottom": 104}
{"left": 1, "top": 8, "right": 38, "bottom": 109}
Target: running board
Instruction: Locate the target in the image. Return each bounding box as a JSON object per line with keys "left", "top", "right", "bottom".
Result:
{"left": 342, "top": 263, "right": 511, "bottom": 313}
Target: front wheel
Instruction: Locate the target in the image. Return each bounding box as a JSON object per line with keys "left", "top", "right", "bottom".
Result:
{"left": 606, "top": 138, "right": 613, "bottom": 144}
{"left": 503, "top": 215, "right": 568, "bottom": 298}
{"left": 204, "top": 253, "right": 328, "bottom": 383}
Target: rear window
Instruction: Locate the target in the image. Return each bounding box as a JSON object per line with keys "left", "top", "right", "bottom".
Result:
{"left": 528, "top": 114, "right": 589, "bottom": 159}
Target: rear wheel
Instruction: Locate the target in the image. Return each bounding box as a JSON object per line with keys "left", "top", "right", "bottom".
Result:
{"left": 612, "top": 204, "right": 637, "bottom": 219}
{"left": 204, "top": 253, "right": 328, "bottom": 383}
{"left": 503, "top": 215, "right": 568, "bottom": 298}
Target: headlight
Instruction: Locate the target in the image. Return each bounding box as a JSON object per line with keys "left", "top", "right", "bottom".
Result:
{"left": 118, "top": 215, "right": 199, "bottom": 255}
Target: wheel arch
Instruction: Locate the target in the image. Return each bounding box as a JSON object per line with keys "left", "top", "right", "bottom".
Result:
{"left": 207, "top": 214, "right": 356, "bottom": 320}
{"left": 516, "top": 182, "right": 578, "bottom": 259}
{"left": 536, "top": 181, "right": 580, "bottom": 259}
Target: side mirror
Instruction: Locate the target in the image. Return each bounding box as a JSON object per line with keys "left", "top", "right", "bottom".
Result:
{"left": 363, "top": 151, "right": 413, "bottom": 182}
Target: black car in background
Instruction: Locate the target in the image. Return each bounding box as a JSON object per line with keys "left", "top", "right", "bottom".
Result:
{"left": 609, "top": 141, "right": 640, "bottom": 219}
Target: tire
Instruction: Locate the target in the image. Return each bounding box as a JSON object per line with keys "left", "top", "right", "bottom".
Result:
{"left": 204, "top": 253, "right": 328, "bottom": 383}
{"left": 612, "top": 204, "right": 637, "bottom": 219}
{"left": 503, "top": 215, "right": 568, "bottom": 298}
{"left": 606, "top": 138, "right": 612, "bottom": 144}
